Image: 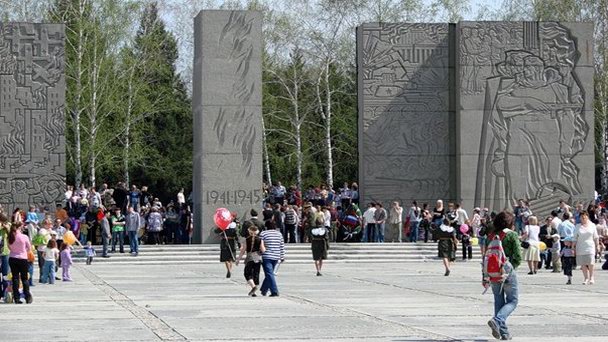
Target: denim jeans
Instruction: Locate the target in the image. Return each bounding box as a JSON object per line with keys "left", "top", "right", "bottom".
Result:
{"left": 375, "top": 223, "right": 385, "bottom": 242}
{"left": 128, "top": 231, "right": 139, "bottom": 254}
{"left": 490, "top": 272, "right": 518, "bottom": 337}
{"left": 102, "top": 234, "right": 109, "bottom": 256}
{"left": 362, "top": 223, "right": 375, "bottom": 242}
{"left": 410, "top": 221, "right": 420, "bottom": 242}
{"left": 0, "top": 254, "right": 9, "bottom": 295}
{"left": 41, "top": 260, "right": 56, "bottom": 284}
{"left": 112, "top": 230, "right": 124, "bottom": 252}
{"left": 260, "top": 258, "right": 279, "bottom": 295}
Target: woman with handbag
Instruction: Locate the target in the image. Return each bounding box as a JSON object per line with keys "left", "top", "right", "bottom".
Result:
{"left": 309, "top": 216, "right": 329, "bottom": 276}
{"left": 7, "top": 223, "right": 33, "bottom": 303}
{"left": 521, "top": 216, "right": 541, "bottom": 275}
{"left": 236, "top": 225, "right": 266, "bottom": 297}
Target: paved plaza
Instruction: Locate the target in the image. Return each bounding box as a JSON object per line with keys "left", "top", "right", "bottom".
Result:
{"left": 1, "top": 258, "right": 607, "bottom": 341}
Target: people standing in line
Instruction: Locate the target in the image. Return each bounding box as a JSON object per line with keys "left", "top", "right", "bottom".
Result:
{"left": 236, "top": 225, "right": 265, "bottom": 297}
{"left": 60, "top": 243, "right": 73, "bottom": 281}
{"left": 7, "top": 224, "right": 33, "bottom": 303}
{"left": 435, "top": 219, "right": 457, "bottom": 276}
{"left": 408, "top": 201, "right": 421, "bottom": 243}
{"left": 572, "top": 211, "right": 600, "bottom": 285}
{"left": 374, "top": 203, "right": 387, "bottom": 243}
{"left": 110, "top": 208, "right": 126, "bottom": 253}
{"left": 125, "top": 206, "right": 141, "bottom": 256}
{"left": 389, "top": 201, "right": 403, "bottom": 243}
{"left": 483, "top": 211, "right": 521, "bottom": 341}
{"left": 309, "top": 216, "right": 329, "bottom": 276}
{"left": 362, "top": 203, "right": 376, "bottom": 243}
{"left": 521, "top": 216, "right": 541, "bottom": 275}
{"left": 259, "top": 221, "right": 285, "bottom": 297}
{"left": 216, "top": 219, "right": 238, "bottom": 278}
{"left": 99, "top": 211, "right": 111, "bottom": 258}
{"left": 40, "top": 239, "right": 59, "bottom": 286}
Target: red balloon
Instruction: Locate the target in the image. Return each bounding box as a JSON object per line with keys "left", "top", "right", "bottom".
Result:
{"left": 214, "top": 208, "right": 232, "bottom": 230}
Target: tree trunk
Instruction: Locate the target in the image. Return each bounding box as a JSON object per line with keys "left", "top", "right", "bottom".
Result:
{"left": 124, "top": 72, "right": 134, "bottom": 187}
{"left": 261, "top": 117, "right": 272, "bottom": 185}
{"left": 73, "top": 0, "right": 86, "bottom": 188}
{"left": 323, "top": 63, "right": 334, "bottom": 189}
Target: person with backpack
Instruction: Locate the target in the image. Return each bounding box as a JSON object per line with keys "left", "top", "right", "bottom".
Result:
{"left": 483, "top": 211, "right": 522, "bottom": 341}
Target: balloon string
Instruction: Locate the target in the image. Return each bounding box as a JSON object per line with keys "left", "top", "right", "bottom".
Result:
{"left": 223, "top": 230, "right": 236, "bottom": 264}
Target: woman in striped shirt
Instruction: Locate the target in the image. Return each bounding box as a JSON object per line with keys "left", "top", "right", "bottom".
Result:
{"left": 259, "top": 221, "right": 285, "bottom": 297}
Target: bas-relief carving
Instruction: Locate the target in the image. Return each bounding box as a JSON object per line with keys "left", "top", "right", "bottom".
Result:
{"left": 468, "top": 22, "right": 590, "bottom": 211}
{"left": 359, "top": 23, "right": 453, "bottom": 206}
{"left": 0, "top": 23, "right": 66, "bottom": 213}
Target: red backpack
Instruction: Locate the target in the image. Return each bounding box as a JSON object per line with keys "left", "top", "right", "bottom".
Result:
{"left": 483, "top": 231, "right": 513, "bottom": 283}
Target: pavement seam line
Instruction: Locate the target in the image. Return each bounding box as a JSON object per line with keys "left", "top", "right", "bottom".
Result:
{"left": 76, "top": 265, "right": 188, "bottom": 341}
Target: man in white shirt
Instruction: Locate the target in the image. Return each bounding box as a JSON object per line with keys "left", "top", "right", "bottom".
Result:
{"left": 362, "top": 203, "right": 376, "bottom": 243}
{"left": 177, "top": 188, "right": 186, "bottom": 205}
{"left": 550, "top": 210, "right": 563, "bottom": 233}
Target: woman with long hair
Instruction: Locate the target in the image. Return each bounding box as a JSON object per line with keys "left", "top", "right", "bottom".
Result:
{"left": 8, "top": 223, "right": 33, "bottom": 303}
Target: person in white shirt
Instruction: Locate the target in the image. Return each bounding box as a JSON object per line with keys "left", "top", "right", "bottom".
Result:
{"left": 522, "top": 216, "right": 541, "bottom": 275}
{"left": 177, "top": 188, "right": 186, "bottom": 205}
{"left": 455, "top": 203, "right": 469, "bottom": 226}
{"left": 362, "top": 203, "right": 376, "bottom": 243}
{"left": 389, "top": 202, "right": 403, "bottom": 242}
{"left": 550, "top": 210, "right": 563, "bottom": 234}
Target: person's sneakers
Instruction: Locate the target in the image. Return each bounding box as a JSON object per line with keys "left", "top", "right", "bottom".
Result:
{"left": 248, "top": 286, "right": 257, "bottom": 297}
{"left": 444, "top": 270, "right": 450, "bottom": 276}
{"left": 25, "top": 295, "right": 33, "bottom": 304}
{"left": 488, "top": 319, "right": 501, "bottom": 340}
{"left": 501, "top": 334, "right": 512, "bottom": 340}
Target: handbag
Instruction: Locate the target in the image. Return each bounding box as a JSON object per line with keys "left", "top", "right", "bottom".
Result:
{"left": 245, "top": 237, "right": 262, "bottom": 264}
{"left": 521, "top": 241, "right": 530, "bottom": 249}
{"left": 27, "top": 249, "right": 35, "bottom": 263}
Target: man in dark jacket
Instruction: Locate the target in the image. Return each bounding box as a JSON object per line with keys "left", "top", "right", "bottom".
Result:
{"left": 241, "top": 209, "right": 265, "bottom": 238}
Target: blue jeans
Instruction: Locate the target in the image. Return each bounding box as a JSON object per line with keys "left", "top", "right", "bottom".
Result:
{"left": 128, "top": 231, "right": 139, "bottom": 253}
{"left": 490, "top": 272, "right": 519, "bottom": 337}
{"left": 41, "top": 260, "right": 56, "bottom": 284}
{"left": 410, "top": 221, "right": 420, "bottom": 242}
{"left": 112, "top": 231, "right": 124, "bottom": 252}
{"left": 375, "top": 223, "right": 385, "bottom": 242}
{"left": 260, "top": 258, "right": 279, "bottom": 295}
{"left": 362, "top": 223, "right": 375, "bottom": 242}
{"left": 0, "top": 255, "right": 9, "bottom": 295}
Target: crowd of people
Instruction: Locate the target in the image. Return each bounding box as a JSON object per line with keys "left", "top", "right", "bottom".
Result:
{"left": 0, "top": 182, "right": 193, "bottom": 303}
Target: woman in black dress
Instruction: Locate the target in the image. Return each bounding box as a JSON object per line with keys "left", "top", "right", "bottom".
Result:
{"left": 309, "top": 216, "right": 329, "bottom": 276}
{"left": 236, "top": 225, "right": 266, "bottom": 296}
{"left": 435, "top": 218, "right": 458, "bottom": 276}
{"left": 216, "top": 220, "right": 238, "bottom": 278}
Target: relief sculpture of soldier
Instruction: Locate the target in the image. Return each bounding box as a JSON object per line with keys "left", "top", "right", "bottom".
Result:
{"left": 477, "top": 23, "right": 588, "bottom": 206}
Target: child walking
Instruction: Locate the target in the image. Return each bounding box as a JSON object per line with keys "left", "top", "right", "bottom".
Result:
{"left": 41, "top": 240, "right": 59, "bottom": 284}
{"left": 561, "top": 237, "right": 576, "bottom": 285}
{"left": 60, "top": 243, "right": 73, "bottom": 281}
{"left": 83, "top": 241, "right": 96, "bottom": 265}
